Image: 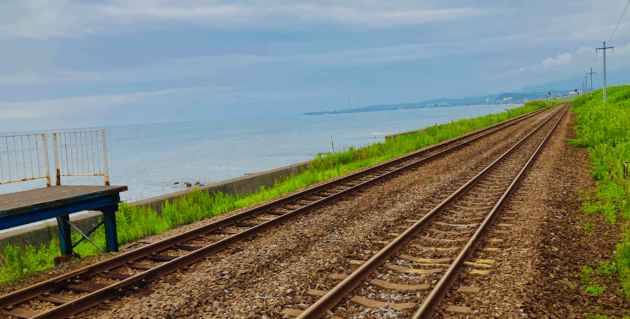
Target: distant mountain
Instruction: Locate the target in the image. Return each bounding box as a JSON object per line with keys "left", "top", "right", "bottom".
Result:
{"left": 304, "top": 94, "right": 504, "bottom": 115}
{"left": 518, "top": 68, "right": 630, "bottom": 94}
{"left": 494, "top": 92, "right": 568, "bottom": 101}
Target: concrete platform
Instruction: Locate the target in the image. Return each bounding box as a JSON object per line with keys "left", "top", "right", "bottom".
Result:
{"left": 0, "top": 185, "right": 127, "bottom": 217}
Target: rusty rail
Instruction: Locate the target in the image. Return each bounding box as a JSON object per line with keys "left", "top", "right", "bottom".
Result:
{"left": 0, "top": 133, "right": 51, "bottom": 187}
{"left": 0, "top": 108, "right": 546, "bottom": 319}
{"left": 52, "top": 129, "right": 110, "bottom": 186}
{"left": 296, "top": 105, "right": 567, "bottom": 319}
{"left": 624, "top": 161, "right": 628, "bottom": 179}
{"left": 413, "top": 105, "right": 567, "bottom": 318}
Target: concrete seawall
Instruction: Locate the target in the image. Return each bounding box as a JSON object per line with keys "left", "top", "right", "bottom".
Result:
{"left": 0, "top": 160, "right": 312, "bottom": 251}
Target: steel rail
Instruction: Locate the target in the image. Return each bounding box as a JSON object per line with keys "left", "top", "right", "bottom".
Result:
{"left": 0, "top": 108, "right": 541, "bottom": 309}
{"left": 296, "top": 105, "right": 567, "bottom": 319}
{"left": 24, "top": 109, "right": 550, "bottom": 319}
{"left": 0, "top": 108, "right": 545, "bottom": 318}
{"left": 412, "top": 104, "right": 568, "bottom": 319}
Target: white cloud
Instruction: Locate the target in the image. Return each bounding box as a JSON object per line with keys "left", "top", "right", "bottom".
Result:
{"left": 0, "top": 69, "right": 102, "bottom": 85}
{"left": 0, "top": 1, "right": 499, "bottom": 39}
{"left": 0, "top": 71, "right": 44, "bottom": 85}
{"left": 542, "top": 53, "right": 572, "bottom": 67}
{"left": 0, "top": 86, "right": 325, "bottom": 120}
{"left": 0, "top": 0, "right": 83, "bottom": 39}
{"left": 577, "top": 46, "right": 595, "bottom": 54}
{"left": 97, "top": 1, "right": 496, "bottom": 26}
{"left": 502, "top": 67, "right": 526, "bottom": 76}
{"left": 0, "top": 89, "right": 179, "bottom": 119}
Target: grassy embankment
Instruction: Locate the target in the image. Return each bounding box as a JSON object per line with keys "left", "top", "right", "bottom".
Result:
{"left": 0, "top": 101, "right": 553, "bottom": 283}
{"left": 570, "top": 86, "right": 630, "bottom": 304}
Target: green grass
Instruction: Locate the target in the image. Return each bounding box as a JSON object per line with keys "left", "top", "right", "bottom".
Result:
{"left": 584, "top": 219, "right": 594, "bottom": 231}
{"left": 570, "top": 85, "right": 630, "bottom": 298}
{"left": 586, "top": 283, "right": 606, "bottom": 295}
{"left": 550, "top": 96, "right": 577, "bottom": 103}
{"left": 0, "top": 100, "right": 552, "bottom": 283}
{"left": 597, "top": 261, "right": 618, "bottom": 279}
{"left": 582, "top": 265, "right": 594, "bottom": 284}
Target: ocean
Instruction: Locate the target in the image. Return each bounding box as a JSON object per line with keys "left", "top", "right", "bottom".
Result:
{"left": 0, "top": 103, "right": 520, "bottom": 204}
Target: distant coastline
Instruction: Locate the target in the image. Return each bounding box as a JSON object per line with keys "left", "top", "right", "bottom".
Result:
{"left": 304, "top": 91, "right": 571, "bottom": 116}
{"left": 304, "top": 100, "right": 522, "bottom": 116}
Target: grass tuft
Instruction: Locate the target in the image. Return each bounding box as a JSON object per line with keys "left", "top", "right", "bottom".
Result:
{"left": 586, "top": 283, "right": 606, "bottom": 295}
{"left": 571, "top": 86, "right": 630, "bottom": 298}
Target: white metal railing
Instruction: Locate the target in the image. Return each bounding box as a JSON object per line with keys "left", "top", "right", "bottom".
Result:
{"left": 0, "top": 133, "right": 51, "bottom": 186}
{"left": 52, "top": 129, "right": 110, "bottom": 186}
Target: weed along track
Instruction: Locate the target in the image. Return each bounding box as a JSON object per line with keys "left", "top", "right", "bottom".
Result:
{"left": 0, "top": 108, "right": 549, "bottom": 319}
{"left": 286, "top": 105, "right": 568, "bottom": 319}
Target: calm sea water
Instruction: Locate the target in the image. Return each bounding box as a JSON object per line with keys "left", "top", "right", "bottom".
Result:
{"left": 0, "top": 104, "right": 520, "bottom": 204}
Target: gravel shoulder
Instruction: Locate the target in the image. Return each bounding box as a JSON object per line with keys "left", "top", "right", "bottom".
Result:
{"left": 438, "top": 109, "right": 630, "bottom": 319}
{"left": 87, "top": 110, "right": 550, "bottom": 319}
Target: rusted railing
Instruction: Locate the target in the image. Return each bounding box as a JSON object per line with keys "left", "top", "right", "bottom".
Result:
{"left": 0, "top": 133, "right": 51, "bottom": 186}
{"left": 52, "top": 129, "right": 110, "bottom": 186}
{"left": 624, "top": 161, "right": 629, "bottom": 180}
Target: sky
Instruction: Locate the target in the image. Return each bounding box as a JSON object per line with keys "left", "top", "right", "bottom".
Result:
{"left": 1, "top": 0, "right": 630, "bottom": 132}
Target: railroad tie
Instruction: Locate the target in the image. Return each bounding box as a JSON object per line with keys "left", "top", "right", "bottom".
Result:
{"left": 369, "top": 279, "right": 429, "bottom": 292}
{"left": 429, "top": 228, "right": 473, "bottom": 235}
{"left": 328, "top": 273, "right": 349, "bottom": 280}
{"left": 350, "top": 296, "right": 416, "bottom": 310}
{"left": 387, "top": 264, "right": 442, "bottom": 274}
{"left": 457, "top": 286, "right": 481, "bottom": 293}
{"left": 2, "top": 308, "right": 41, "bottom": 319}
{"left": 420, "top": 235, "right": 467, "bottom": 243}
{"left": 398, "top": 254, "right": 452, "bottom": 264}
{"left": 445, "top": 305, "right": 472, "bottom": 314}
{"left": 412, "top": 245, "right": 459, "bottom": 252}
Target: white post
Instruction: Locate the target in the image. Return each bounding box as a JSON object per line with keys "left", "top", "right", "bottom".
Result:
{"left": 42, "top": 133, "right": 51, "bottom": 187}
{"left": 101, "top": 129, "right": 110, "bottom": 186}
{"left": 52, "top": 132, "right": 60, "bottom": 186}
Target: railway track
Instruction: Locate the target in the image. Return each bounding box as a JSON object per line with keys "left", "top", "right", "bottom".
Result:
{"left": 0, "top": 108, "right": 547, "bottom": 319}
{"left": 289, "top": 104, "right": 568, "bottom": 319}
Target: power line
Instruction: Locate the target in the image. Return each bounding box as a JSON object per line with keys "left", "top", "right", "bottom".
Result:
{"left": 608, "top": 0, "right": 630, "bottom": 44}
{"left": 606, "top": 35, "right": 630, "bottom": 68}
{"left": 591, "top": 50, "right": 598, "bottom": 70}
{"left": 617, "top": 37, "right": 630, "bottom": 51}
{"left": 608, "top": 49, "right": 616, "bottom": 69}
{"left": 609, "top": 37, "right": 630, "bottom": 68}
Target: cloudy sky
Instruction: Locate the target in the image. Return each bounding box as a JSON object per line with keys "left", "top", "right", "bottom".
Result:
{"left": 1, "top": 0, "right": 630, "bottom": 132}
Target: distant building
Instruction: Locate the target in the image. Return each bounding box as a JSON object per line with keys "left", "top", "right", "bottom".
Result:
{"left": 503, "top": 97, "right": 513, "bottom": 101}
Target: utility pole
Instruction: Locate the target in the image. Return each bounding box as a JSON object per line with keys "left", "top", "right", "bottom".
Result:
{"left": 587, "top": 67, "right": 596, "bottom": 96}
{"left": 583, "top": 76, "right": 588, "bottom": 94}
{"left": 596, "top": 42, "right": 614, "bottom": 103}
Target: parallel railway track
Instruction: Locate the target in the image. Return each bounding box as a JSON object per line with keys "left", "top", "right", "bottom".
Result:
{"left": 0, "top": 108, "right": 548, "bottom": 319}
{"left": 290, "top": 104, "right": 568, "bottom": 319}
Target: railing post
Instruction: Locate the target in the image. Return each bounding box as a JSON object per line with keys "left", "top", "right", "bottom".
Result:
{"left": 52, "top": 132, "right": 61, "bottom": 186}
{"left": 101, "top": 129, "right": 110, "bottom": 186}
{"left": 42, "top": 133, "right": 51, "bottom": 187}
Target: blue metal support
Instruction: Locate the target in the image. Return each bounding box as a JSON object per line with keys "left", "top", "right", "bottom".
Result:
{"left": 56, "top": 215, "right": 72, "bottom": 256}
{"left": 0, "top": 193, "right": 121, "bottom": 230}
{"left": 101, "top": 205, "right": 119, "bottom": 253}
{"left": 72, "top": 220, "right": 104, "bottom": 249}
{"left": 0, "top": 185, "right": 126, "bottom": 265}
